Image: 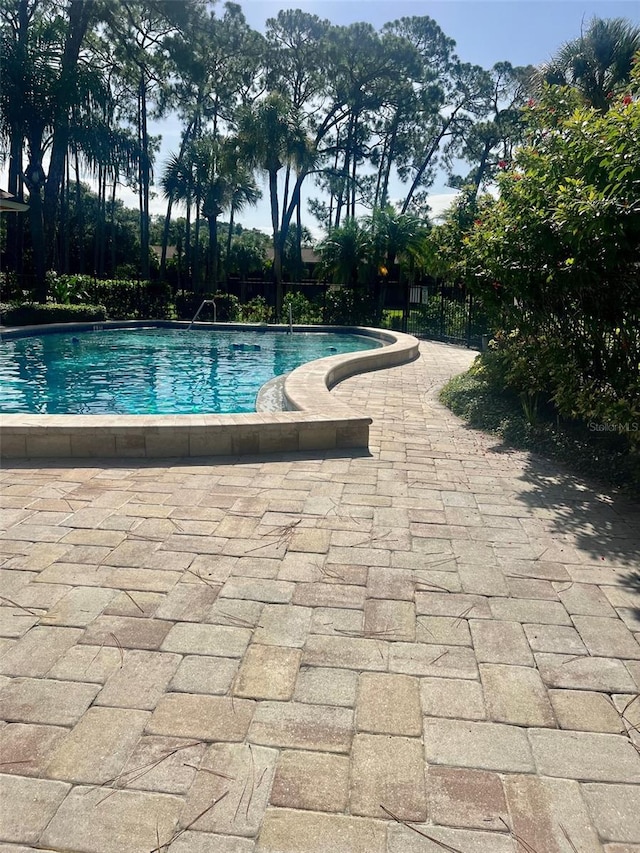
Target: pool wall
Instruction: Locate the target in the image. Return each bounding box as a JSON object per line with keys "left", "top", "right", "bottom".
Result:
{"left": 0, "top": 322, "right": 419, "bottom": 459}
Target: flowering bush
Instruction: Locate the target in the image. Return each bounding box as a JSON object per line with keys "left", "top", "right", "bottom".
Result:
{"left": 429, "top": 68, "right": 640, "bottom": 441}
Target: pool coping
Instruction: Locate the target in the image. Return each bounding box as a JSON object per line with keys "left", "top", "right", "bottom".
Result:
{"left": 0, "top": 321, "right": 420, "bottom": 459}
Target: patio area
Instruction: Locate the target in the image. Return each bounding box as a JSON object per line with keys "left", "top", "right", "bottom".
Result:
{"left": 1, "top": 339, "right": 639, "bottom": 852}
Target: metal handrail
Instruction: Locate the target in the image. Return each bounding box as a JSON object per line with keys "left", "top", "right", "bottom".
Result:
{"left": 187, "top": 299, "right": 216, "bottom": 330}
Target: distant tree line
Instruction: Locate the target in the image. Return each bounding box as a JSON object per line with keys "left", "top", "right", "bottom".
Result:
{"left": 1, "top": 0, "right": 536, "bottom": 307}
{"left": 1, "top": 2, "right": 638, "bottom": 318}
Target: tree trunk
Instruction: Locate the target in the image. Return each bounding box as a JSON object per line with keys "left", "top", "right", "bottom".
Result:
{"left": 295, "top": 196, "right": 303, "bottom": 280}
{"left": 207, "top": 214, "right": 219, "bottom": 295}
{"left": 193, "top": 195, "right": 202, "bottom": 292}
{"left": 98, "top": 165, "right": 107, "bottom": 277}
{"left": 185, "top": 199, "right": 191, "bottom": 287}
{"left": 328, "top": 128, "right": 341, "bottom": 229}
{"left": 139, "top": 75, "right": 151, "bottom": 281}
{"left": 6, "top": 129, "right": 23, "bottom": 276}
{"left": 93, "top": 163, "right": 102, "bottom": 277}
{"left": 374, "top": 133, "right": 389, "bottom": 209}
{"left": 160, "top": 196, "right": 175, "bottom": 282}
{"left": 43, "top": 0, "right": 92, "bottom": 267}
{"left": 350, "top": 115, "right": 358, "bottom": 216}
{"left": 269, "top": 169, "right": 283, "bottom": 318}
{"left": 62, "top": 155, "right": 70, "bottom": 273}
{"left": 380, "top": 116, "right": 399, "bottom": 208}
{"left": 225, "top": 207, "right": 235, "bottom": 280}
{"left": 400, "top": 119, "right": 452, "bottom": 214}
{"left": 74, "top": 148, "right": 85, "bottom": 274}
{"left": 25, "top": 133, "right": 47, "bottom": 301}
{"left": 28, "top": 185, "right": 46, "bottom": 302}
{"left": 109, "top": 175, "right": 118, "bottom": 276}
{"left": 160, "top": 121, "right": 193, "bottom": 280}
{"left": 469, "top": 138, "right": 492, "bottom": 203}
{"left": 335, "top": 116, "right": 353, "bottom": 228}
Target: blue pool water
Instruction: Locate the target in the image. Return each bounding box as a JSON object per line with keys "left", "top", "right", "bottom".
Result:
{"left": 0, "top": 328, "right": 380, "bottom": 415}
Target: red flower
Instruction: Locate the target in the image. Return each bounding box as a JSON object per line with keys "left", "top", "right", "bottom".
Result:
{"left": 474, "top": 219, "right": 482, "bottom": 226}
{"left": 527, "top": 98, "right": 535, "bottom": 107}
{"left": 623, "top": 94, "right": 632, "bottom": 105}
{"left": 498, "top": 160, "right": 507, "bottom": 169}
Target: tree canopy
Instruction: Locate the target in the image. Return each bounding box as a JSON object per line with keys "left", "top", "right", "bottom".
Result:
{"left": 1, "top": 2, "right": 637, "bottom": 324}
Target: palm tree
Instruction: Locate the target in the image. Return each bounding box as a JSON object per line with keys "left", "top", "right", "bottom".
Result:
{"left": 236, "top": 94, "right": 308, "bottom": 315}
{"left": 193, "top": 138, "right": 232, "bottom": 293}
{"left": 317, "top": 218, "right": 372, "bottom": 287}
{"left": 224, "top": 165, "right": 262, "bottom": 280}
{"left": 161, "top": 148, "right": 197, "bottom": 286}
{"left": 162, "top": 139, "right": 261, "bottom": 293}
{"left": 537, "top": 17, "right": 640, "bottom": 110}
{"left": 364, "top": 206, "right": 429, "bottom": 320}
{"left": 365, "top": 206, "right": 428, "bottom": 272}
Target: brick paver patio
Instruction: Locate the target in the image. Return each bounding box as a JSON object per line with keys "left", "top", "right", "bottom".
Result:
{"left": 1, "top": 339, "right": 639, "bottom": 852}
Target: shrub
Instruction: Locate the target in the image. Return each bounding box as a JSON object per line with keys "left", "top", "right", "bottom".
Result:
{"left": 441, "top": 363, "right": 640, "bottom": 496}
{"left": 87, "top": 278, "right": 174, "bottom": 319}
{"left": 239, "top": 296, "right": 273, "bottom": 323}
{"left": 283, "top": 291, "right": 322, "bottom": 324}
{"left": 322, "top": 287, "right": 378, "bottom": 326}
{"left": 211, "top": 292, "right": 240, "bottom": 322}
{"left": 431, "top": 81, "right": 640, "bottom": 443}
{"left": 46, "top": 271, "right": 89, "bottom": 305}
{"left": 0, "top": 302, "right": 107, "bottom": 326}
{"left": 175, "top": 292, "right": 240, "bottom": 322}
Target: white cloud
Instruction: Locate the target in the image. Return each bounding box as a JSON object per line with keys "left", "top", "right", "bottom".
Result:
{"left": 425, "top": 192, "right": 462, "bottom": 222}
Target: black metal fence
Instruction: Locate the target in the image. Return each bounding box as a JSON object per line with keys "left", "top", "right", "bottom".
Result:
{"left": 1, "top": 270, "right": 490, "bottom": 349}
{"left": 383, "top": 281, "right": 489, "bottom": 349}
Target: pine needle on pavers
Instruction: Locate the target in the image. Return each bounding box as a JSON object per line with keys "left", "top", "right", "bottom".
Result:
{"left": 380, "top": 805, "right": 465, "bottom": 852}
{"left": 84, "top": 638, "right": 112, "bottom": 674}
{"left": 245, "top": 519, "right": 302, "bottom": 554}
{"left": 415, "top": 582, "right": 452, "bottom": 593}
{"left": 559, "top": 824, "right": 580, "bottom": 853}
{"left": 122, "top": 590, "right": 145, "bottom": 614}
{"left": 498, "top": 816, "right": 541, "bottom": 853}
{"left": 0, "top": 596, "right": 40, "bottom": 616}
{"left": 215, "top": 610, "right": 255, "bottom": 629}
{"left": 150, "top": 790, "right": 229, "bottom": 853}
{"left": 183, "top": 567, "right": 222, "bottom": 590}
{"left": 233, "top": 743, "right": 256, "bottom": 823}
{"left": 319, "top": 564, "right": 349, "bottom": 582}
{"left": 452, "top": 606, "right": 475, "bottom": 627}
{"left": 108, "top": 632, "right": 124, "bottom": 667}
{"left": 86, "top": 741, "right": 206, "bottom": 804}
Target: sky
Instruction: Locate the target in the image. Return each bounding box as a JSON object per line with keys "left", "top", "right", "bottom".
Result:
{"left": 115, "top": 0, "right": 640, "bottom": 231}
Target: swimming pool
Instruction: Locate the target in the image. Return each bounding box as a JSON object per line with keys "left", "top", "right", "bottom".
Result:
{"left": 0, "top": 322, "right": 420, "bottom": 459}
{"left": 0, "top": 327, "right": 379, "bottom": 415}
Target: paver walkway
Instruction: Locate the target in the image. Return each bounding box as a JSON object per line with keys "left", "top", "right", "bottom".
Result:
{"left": 1, "top": 340, "right": 640, "bottom": 853}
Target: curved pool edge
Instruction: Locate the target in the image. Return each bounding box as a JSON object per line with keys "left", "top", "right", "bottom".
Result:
{"left": 0, "top": 322, "right": 420, "bottom": 459}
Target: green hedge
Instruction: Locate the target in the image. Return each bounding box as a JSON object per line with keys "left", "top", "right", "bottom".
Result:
{"left": 322, "top": 288, "right": 378, "bottom": 326}
{"left": 175, "top": 291, "right": 240, "bottom": 322}
{"left": 85, "top": 278, "right": 173, "bottom": 319}
{"left": 0, "top": 302, "right": 107, "bottom": 326}
{"left": 45, "top": 275, "right": 174, "bottom": 319}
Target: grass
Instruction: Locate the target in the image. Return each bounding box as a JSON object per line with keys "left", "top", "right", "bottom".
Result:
{"left": 440, "top": 363, "right": 640, "bottom": 499}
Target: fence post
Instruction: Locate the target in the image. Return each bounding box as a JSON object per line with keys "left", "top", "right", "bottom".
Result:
{"left": 466, "top": 291, "right": 473, "bottom": 348}
{"left": 402, "top": 278, "right": 410, "bottom": 333}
